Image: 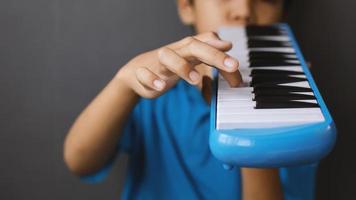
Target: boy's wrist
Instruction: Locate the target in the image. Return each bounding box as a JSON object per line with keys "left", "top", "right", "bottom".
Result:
{"left": 113, "top": 68, "right": 140, "bottom": 101}
{"left": 241, "top": 168, "right": 279, "bottom": 176}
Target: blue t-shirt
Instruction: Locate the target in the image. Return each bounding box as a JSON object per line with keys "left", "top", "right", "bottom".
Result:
{"left": 83, "top": 80, "right": 317, "bottom": 200}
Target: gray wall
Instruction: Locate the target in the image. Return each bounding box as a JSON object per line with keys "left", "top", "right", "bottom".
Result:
{"left": 0, "top": 0, "right": 355, "bottom": 199}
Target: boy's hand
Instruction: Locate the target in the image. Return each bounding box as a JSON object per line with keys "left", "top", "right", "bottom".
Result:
{"left": 116, "top": 32, "right": 242, "bottom": 98}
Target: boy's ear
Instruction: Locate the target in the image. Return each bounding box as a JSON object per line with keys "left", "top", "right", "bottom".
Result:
{"left": 176, "top": 0, "right": 195, "bottom": 25}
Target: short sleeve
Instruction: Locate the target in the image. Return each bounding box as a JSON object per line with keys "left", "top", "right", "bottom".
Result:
{"left": 80, "top": 103, "right": 141, "bottom": 183}
{"left": 280, "top": 163, "right": 318, "bottom": 200}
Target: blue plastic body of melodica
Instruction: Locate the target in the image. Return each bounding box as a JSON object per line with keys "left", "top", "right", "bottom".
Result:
{"left": 209, "top": 24, "right": 337, "bottom": 168}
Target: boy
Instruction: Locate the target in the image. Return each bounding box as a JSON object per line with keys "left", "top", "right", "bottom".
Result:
{"left": 64, "top": 0, "right": 316, "bottom": 199}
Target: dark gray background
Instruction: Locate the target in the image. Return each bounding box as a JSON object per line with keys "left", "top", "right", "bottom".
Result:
{"left": 0, "top": 0, "right": 355, "bottom": 199}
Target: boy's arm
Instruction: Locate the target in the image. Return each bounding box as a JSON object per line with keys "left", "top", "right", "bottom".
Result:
{"left": 64, "top": 32, "right": 242, "bottom": 176}
{"left": 241, "top": 168, "right": 284, "bottom": 200}
{"left": 64, "top": 77, "right": 139, "bottom": 176}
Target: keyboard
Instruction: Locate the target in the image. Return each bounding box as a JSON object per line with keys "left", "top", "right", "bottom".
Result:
{"left": 210, "top": 24, "right": 336, "bottom": 168}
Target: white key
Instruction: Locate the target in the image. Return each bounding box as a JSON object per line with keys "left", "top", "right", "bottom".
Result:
{"left": 279, "top": 81, "right": 311, "bottom": 87}
{"left": 238, "top": 60, "right": 300, "bottom": 67}
{"left": 218, "top": 113, "right": 324, "bottom": 123}
{"left": 218, "top": 93, "right": 253, "bottom": 101}
{"left": 218, "top": 87, "right": 253, "bottom": 93}
{"left": 217, "top": 99, "right": 318, "bottom": 109}
{"left": 250, "top": 36, "right": 290, "bottom": 42}
{"left": 217, "top": 109, "right": 324, "bottom": 129}
{"left": 239, "top": 66, "right": 304, "bottom": 73}
{"left": 237, "top": 73, "right": 307, "bottom": 82}
{"left": 217, "top": 115, "right": 324, "bottom": 129}
{"left": 218, "top": 79, "right": 312, "bottom": 89}
{"left": 217, "top": 107, "right": 322, "bottom": 115}
{"left": 249, "top": 47, "right": 295, "bottom": 53}
{"left": 218, "top": 91, "right": 315, "bottom": 101}
{"left": 218, "top": 86, "right": 253, "bottom": 93}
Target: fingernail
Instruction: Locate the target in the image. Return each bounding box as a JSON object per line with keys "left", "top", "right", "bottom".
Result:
{"left": 220, "top": 40, "right": 232, "bottom": 45}
{"left": 189, "top": 71, "right": 200, "bottom": 82}
{"left": 209, "top": 39, "right": 231, "bottom": 46}
{"left": 224, "top": 57, "right": 238, "bottom": 70}
{"left": 153, "top": 79, "right": 165, "bottom": 90}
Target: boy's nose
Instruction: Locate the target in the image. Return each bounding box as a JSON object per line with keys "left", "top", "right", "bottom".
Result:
{"left": 227, "top": 0, "right": 252, "bottom": 25}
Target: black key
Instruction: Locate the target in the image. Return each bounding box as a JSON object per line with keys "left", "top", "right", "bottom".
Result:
{"left": 246, "top": 25, "right": 281, "bottom": 31}
{"left": 246, "top": 26, "right": 286, "bottom": 36}
{"left": 247, "top": 25, "right": 280, "bottom": 30}
{"left": 251, "top": 76, "right": 307, "bottom": 87}
{"left": 249, "top": 60, "right": 299, "bottom": 67}
{"left": 247, "top": 30, "right": 285, "bottom": 36}
{"left": 250, "top": 69, "right": 304, "bottom": 76}
{"left": 253, "top": 86, "right": 313, "bottom": 93}
{"left": 254, "top": 90, "right": 314, "bottom": 97}
{"left": 248, "top": 40, "right": 292, "bottom": 48}
{"left": 249, "top": 52, "right": 297, "bottom": 60}
{"left": 249, "top": 51, "right": 295, "bottom": 57}
{"left": 249, "top": 55, "right": 297, "bottom": 61}
{"left": 253, "top": 93, "right": 316, "bottom": 101}
{"left": 255, "top": 100, "right": 319, "bottom": 109}
{"left": 249, "top": 58, "right": 299, "bottom": 63}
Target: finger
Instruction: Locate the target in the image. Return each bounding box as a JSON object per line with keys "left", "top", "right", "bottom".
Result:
{"left": 204, "top": 39, "right": 232, "bottom": 52}
{"left": 194, "top": 31, "right": 221, "bottom": 41}
{"left": 158, "top": 47, "right": 201, "bottom": 85}
{"left": 220, "top": 70, "right": 243, "bottom": 88}
{"left": 135, "top": 67, "right": 166, "bottom": 91}
{"left": 176, "top": 37, "right": 239, "bottom": 72}
{"left": 194, "top": 32, "right": 232, "bottom": 51}
{"left": 169, "top": 32, "right": 232, "bottom": 52}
